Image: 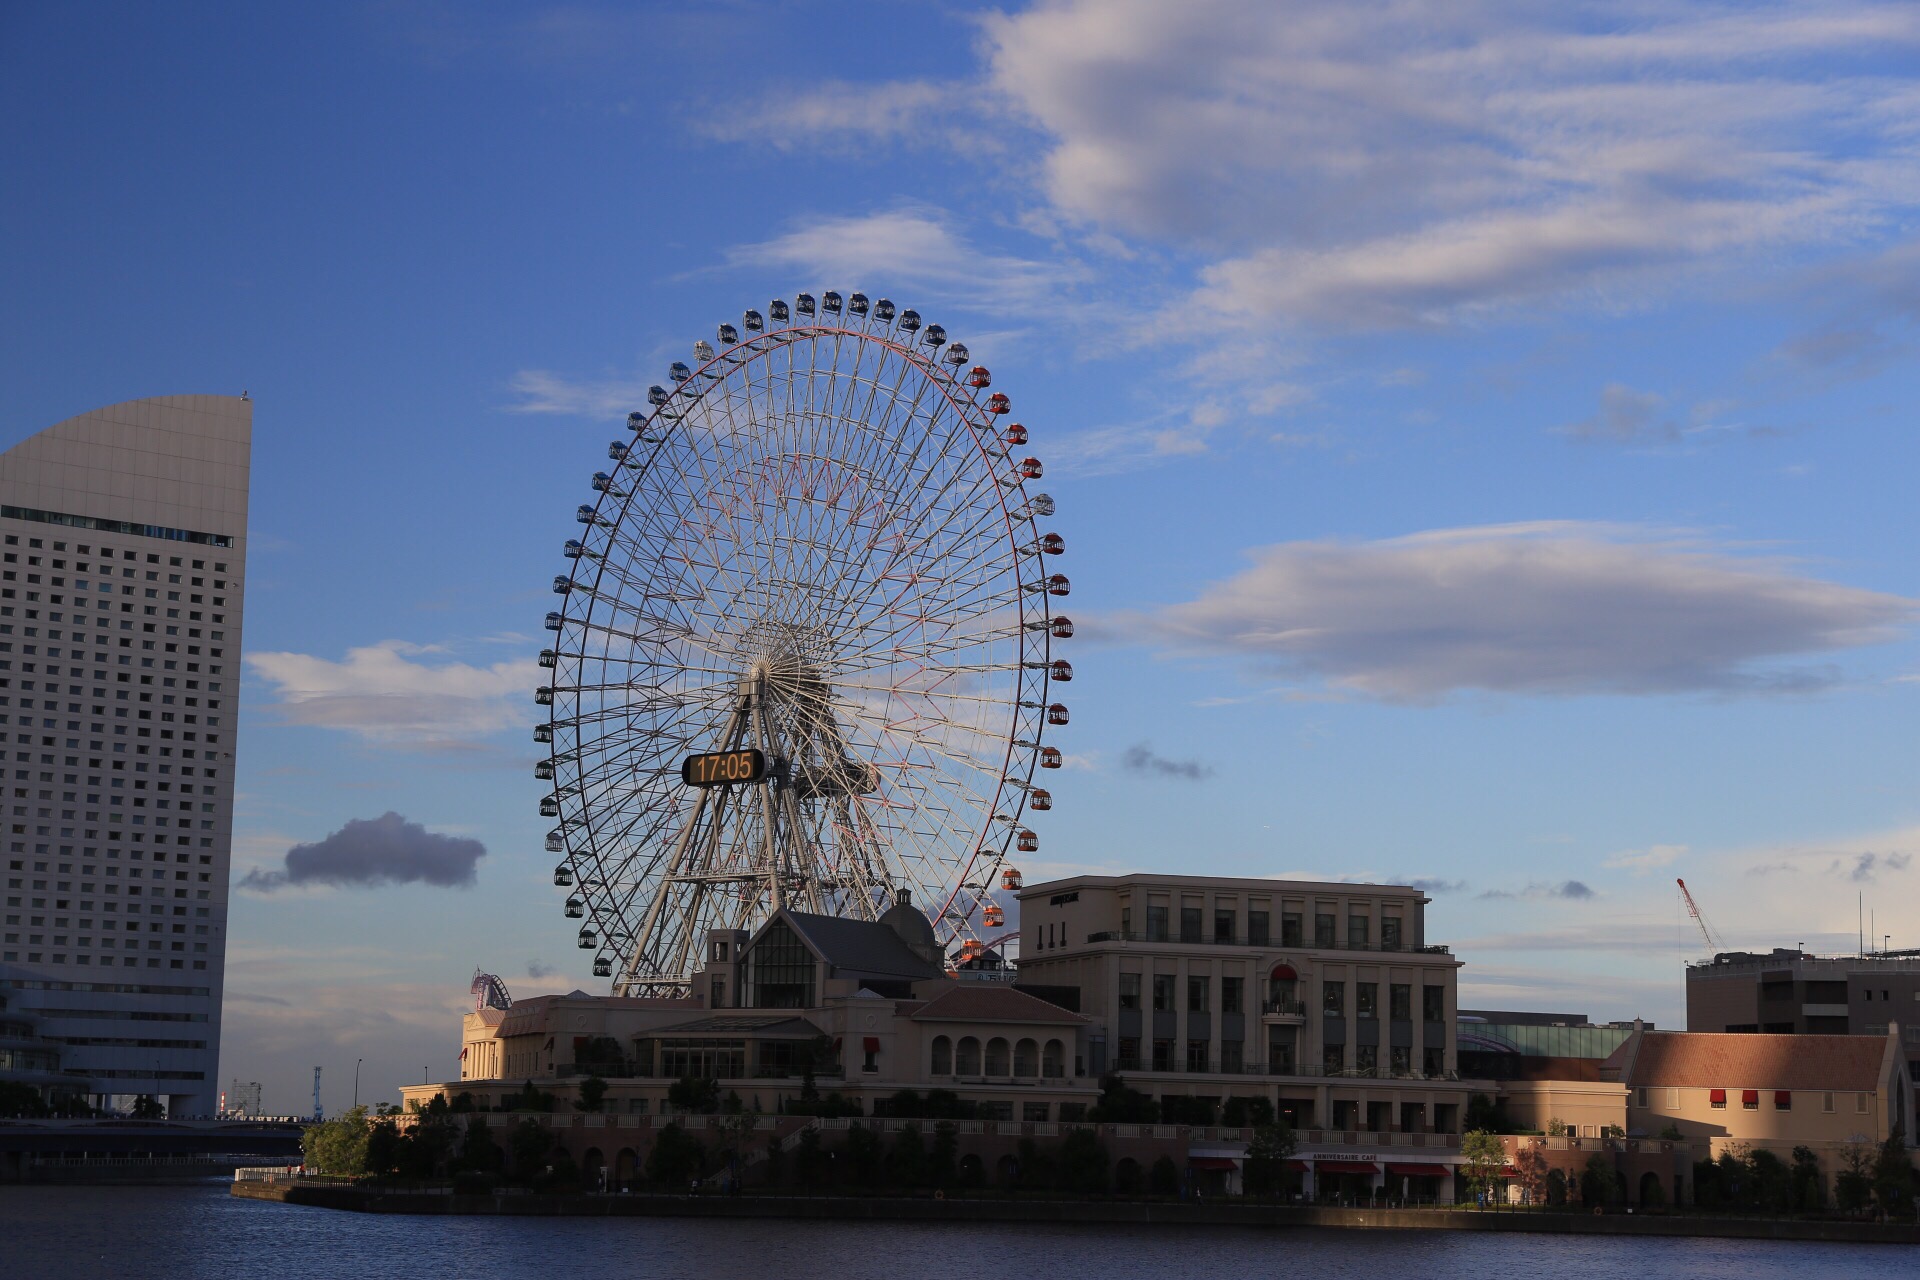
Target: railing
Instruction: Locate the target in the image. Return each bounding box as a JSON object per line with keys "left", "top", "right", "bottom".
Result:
{"left": 1084, "top": 931, "right": 1448, "bottom": 956}
{"left": 1112, "top": 1059, "right": 1458, "bottom": 1082}
{"left": 1262, "top": 999, "right": 1306, "bottom": 1016}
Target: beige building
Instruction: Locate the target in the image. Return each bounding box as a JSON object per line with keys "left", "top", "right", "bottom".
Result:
{"left": 1016, "top": 873, "right": 1477, "bottom": 1134}
{"left": 0, "top": 395, "right": 250, "bottom": 1117}
{"left": 1609, "top": 1025, "right": 1907, "bottom": 1169}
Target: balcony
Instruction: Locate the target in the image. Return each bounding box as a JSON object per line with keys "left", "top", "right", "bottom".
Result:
{"left": 1261, "top": 998, "right": 1306, "bottom": 1023}
{"left": 1083, "top": 931, "right": 1448, "bottom": 956}
{"left": 1111, "top": 1059, "right": 1460, "bottom": 1083}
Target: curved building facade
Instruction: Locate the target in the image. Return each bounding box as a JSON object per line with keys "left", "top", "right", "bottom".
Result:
{"left": 0, "top": 395, "right": 250, "bottom": 1116}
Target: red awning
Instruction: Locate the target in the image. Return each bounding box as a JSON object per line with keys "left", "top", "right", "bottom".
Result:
{"left": 862, "top": 1036, "right": 880, "bottom": 1052}
{"left": 1709, "top": 1088, "right": 1726, "bottom": 1104}
{"left": 1775, "top": 1091, "right": 1792, "bottom": 1108}
{"left": 1386, "top": 1163, "right": 1452, "bottom": 1178}
{"left": 1312, "top": 1161, "right": 1380, "bottom": 1175}
{"left": 1269, "top": 963, "right": 1298, "bottom": 980}
{"left": 1741, "top": 1089, "right": 1759, "bottom": 1106}
{"left": 1189, "top": 1156, "right": 1239, "bottom": 1171}
{"left": 1499, "top": 1165, "right": 1520, "bottom": 1178}
{"left": 1285, "top": 1160, "right": 1310, "bottom": 1172}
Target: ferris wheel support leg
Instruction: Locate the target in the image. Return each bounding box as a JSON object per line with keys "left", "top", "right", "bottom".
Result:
{"left": 749, "top": 671, "right": 785, "bottom": 914}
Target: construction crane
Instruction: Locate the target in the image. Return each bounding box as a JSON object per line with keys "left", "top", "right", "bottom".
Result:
{"left": 1676, "top": 878, "right": 1724, "bottom": 953}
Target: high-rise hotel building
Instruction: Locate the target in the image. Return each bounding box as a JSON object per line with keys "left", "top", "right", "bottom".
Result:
{"left": 0, "top": 395, "right": 249, "bottom": 1116}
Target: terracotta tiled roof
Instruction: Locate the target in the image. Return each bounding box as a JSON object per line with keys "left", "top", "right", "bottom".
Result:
{"left": 1624, "top": 1031, "right": 1889, "bottom": 1091}
{"left": 908, "top": 985, "right": 1088, "bottom": 1024}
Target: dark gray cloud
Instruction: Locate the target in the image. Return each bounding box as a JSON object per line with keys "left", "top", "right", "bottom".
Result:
{"left": 1843, "top": 851, "right": 1911, "bottom": 883}
{"left": 1143, "top": 523, "right": 1912, "bottom": 700}
{"left": 527, "top": 960, "right": 558, "bottom": 979}
{"left": 1480, "top": 880, "right": 1594, "bottom": 902}
{"left": 1406, "top": 877, "right": 1467, "bottom": 894}
{"left": 1121, "top": 743, "right": 1213, "bottom": 781}
{"left": 239, "top": 812, "right": 485, "bottom": 892}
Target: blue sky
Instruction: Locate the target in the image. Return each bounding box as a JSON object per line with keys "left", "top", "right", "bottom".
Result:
{"left": 5, "top": 1, "right": 1919, "bottom": 1112}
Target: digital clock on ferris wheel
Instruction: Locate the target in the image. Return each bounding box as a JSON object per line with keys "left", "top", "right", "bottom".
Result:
{"left": 680, "top": 748, "right": 768, "bottom": 787}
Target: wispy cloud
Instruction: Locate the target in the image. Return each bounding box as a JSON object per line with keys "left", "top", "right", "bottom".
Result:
{"left": 1135, "top": 522, "right": 1912, "bottom": 700}
{"left": 1604, "top": 844, "right": 1689, "bottom": 874}
{"left": 1479, "top": 880, "right": 1597, "bottom": 901}
{"left": 248, "top": 640, "right": 530, "bottom": 751}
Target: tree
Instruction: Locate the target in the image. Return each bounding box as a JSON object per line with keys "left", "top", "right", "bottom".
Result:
{"left": 1545, "top": 1118, "right": 1569, "bottom": 1137}
{"left": 667, "top": 1075, "right": 720, "bottom": 1114}
{"left": 506, "top": 1081, "right": 554, "bottom": 1112}
{"left": 1512, "top": 1142, "right": 1548, "bottom": 1206}
{"left": 1459, "top": 1130, "right": 1506, "bottom": 1205}
{"left": 645, "top": 1122, "right": 704, "bottom": 1188}
{"left": 928, "top": 1121, "right": 959, "bottom": 1188}
{"left": 1159, "top": 1095, "right": 1215, "bottom": 1126}
{"left": 1790, "top": 1146, "right": 1826, "bottom": 1213}
{"left": 399, "top": 1111, "right": 458, "bottom": 1179}
{"left": 1087, "top": 1074, "right": 1158, "bottom": 1123}
{"left": 1836, "top": 1137, "right": 1877, "bottom": 1213}
{"left": 131, "top": 1094, "right": 165, "bottom": 1120}
{"left": 1545, "top": 1167, "right": 1569, "bottom": 1207}
{"left": 509, "top": 1117, "right": 554, "bottom": 1181}
{"left": 301, "top": 1106, "right": 370, "bottom": 1176}
{"left": 459, "top": 1115, "right": 504, "bottom": 1174}
{"left": 844, "top": 1124, "right": 883, "bottom": 1185}
{"left": 1016, "top": 1137, "right": 1057, "bottom": 1191}
{"left": 885, "top": 1125, "right": 928, "bottom": 1187}
{"left": 574, "top": 1076, "right": 608, "bottom": 1113}
{"left": 364, "top": 1117, "right": 403, "bottom": 1178}
{"left": 1872, "top": 1135, "right": 1916, "bottom": 1221}
{"left": 1744, "top": 1148, "right": 1792, "bottom": 1214}
{"left": 1579, "top": 1153, "right": 1619, "bottom": 1208}
{"left": 1242, "top": 1121, "right": 1297, "bottom": 1197}
{"left": 793, "top": 1126, "right": 830, "bottom": 1189}
{"left": 1221, "top": 1096, "right": 1276, "bottom": 1129}
{"left": 1464, "top": 1094, "right": 1502, "bottom": 1133}
{"left": 1056, "top": 1127, "right": 1110, "bottom": 1195}
{"left": 1148, "top": 1154, "right": 1180, "bottom": 1197}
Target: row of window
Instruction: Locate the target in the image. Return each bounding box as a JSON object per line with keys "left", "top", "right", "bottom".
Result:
{"left": 1117, "top": 1037, "right": 1448, "bottom": 1078}
{"left": 1118, "top": 973, "right": 1446, "bottom": 1021}
{"left": 929, "top": 1034, "right": 1068, "bottom": 1078}
{"left": 1685, "top": 1087, "right": 1868, "bottom": 1113}
{"left": 0, "top": 952, "right": 206, "bottom": 969}
{"left": 1117, "top": 905, "right": 1407, "bottom": 950}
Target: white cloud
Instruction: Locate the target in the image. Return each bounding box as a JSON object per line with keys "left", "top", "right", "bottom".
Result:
{"left": 1139, "top": 521, "right": 1912, "bottom": 700}
{"left": 248, "top": 640, "right": 532, "bottom": 751}
{"left": 724, "top": 206, "right": 1083, "bottom": 305}
{"left": 1604, "top": 843, "right": 1689, "bottom": 873}
{"left": 506, "top": 368, "right": 651, "bottom": 418}
{"left": 737, "top": 2, "right": 1920, "bottom": 333}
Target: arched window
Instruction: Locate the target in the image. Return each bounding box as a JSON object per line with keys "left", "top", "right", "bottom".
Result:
{"left": 956, "top": 1036, "right": 981, "bottom": 1075}
{"left": 1042, "top": 1039, "right": 1065, "bottom": 1079}
{"left": 931, "top": 1035, "right": 953, "bottom": 1075}
{"left": 985, "top": 1037, "right": 1011, "bottom": 1076}
{"left": 1013, "top": 1038, "right": 1039, "bottom": 1077}
{"left": 1268, "top": 962, "right": 1298, "bottom": 1009}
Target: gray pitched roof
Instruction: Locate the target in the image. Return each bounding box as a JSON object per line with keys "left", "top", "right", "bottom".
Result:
{"left": 779, "top": 910, "right": 943, "bottom": 981}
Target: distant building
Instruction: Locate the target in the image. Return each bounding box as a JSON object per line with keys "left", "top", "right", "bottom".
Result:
{"left": 222, "top": 1079, "right": 262, "bottom": 1118}
{"left": 1686, "top": 948, "right": 1920, "bottom": 1131}
{"left": 0, "top": 395, "right": 251, "bottom": 1118}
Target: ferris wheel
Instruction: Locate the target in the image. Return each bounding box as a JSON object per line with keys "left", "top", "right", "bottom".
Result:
{"left": 536, "top": 291, "right": 1072, "bottom": 996}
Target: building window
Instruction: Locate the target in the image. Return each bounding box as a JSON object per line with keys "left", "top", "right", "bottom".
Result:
{"left": 1423, "top": 1047, "right": 1445, "bottom": 1077}
{"left": 1774, "top": 1090, "right": 1791, "bottom": 1110}
{"left": 1117, "top": 1037, "right": 1140, "bottom": 1069}
{"left": 1013, "top": 1038, "right": 1039, "bottom": 1077}
{"left": 1152, "top": 974, "right": 1174, "bottom": 1011}
{"left": 1381, "top": 917, "right": 1402, "bottom": 950}
{"left": 1635, "top": 1087, "right": 1647, "bottom": 1108}
{"left": 1185, "top": 1040, "right": 1208, "bottom": 1072}
{"left": 1348, "top": 915, "right": 1369, "bottom": 947}
{"left": 956, "top": 1036, "right": 982, "bottom": 1074}
{"left": 1023, "top": 1102, "right": 1050, "bottom": 1122}
{"left": 1180, "top": 906, "right": 1203, "bottom": 943}
{"left": 1220, "top": 1040, "right": 1243, "bottom": 1073}
{"left": 1822, "top": 1091, "right": 1835, "bottom": 1113}
{"left": 1281, "top": 912, "right": 1302, "bottom": 947}
{"left": 1389, "top": 1045, "right": 1410, "bottom": 1076}
{"left": 1248, "top": 910, "right": 1269, "bottom": 946}
{"left": 744, "top": 918, "right": 814, "bottom": 1008}
{"left": 1119, "top": 972, "right": 1142, "bottom": 1010}
{"left": 1741, "top": 1089, "right": 1759, "bottom": 1110}
{"left": 1188, "top": 976, "right": 1209, "bottom": 1012}
{"left": 931, "top": 1036, "right": 952, "bottom": 1074}
{"left": 1152, "top": 1038, "right": 1174, "bottom": 1071}
{"left": 1390, "top": 983, "right": 1411, "bottom": 1022}
{"left": 1323, "top": 981, "right": 1344, "bottom": 1016}
{"left": 1422, "top": 985, "right": 1445, "bottom": 1022}
{"left": 985, "top": 1037, "right": 1010, "bottom": 1075}
{"left": 1221, "top": 976, "right": 1242, "bottom": 1014}
{"left": 1146, "top": 905, "right": 1168, "bottom": 941}
{"left": 1214, "top": 909, "right": 1235, "bottom": 943}
{"left": 1323, "top": 1044, "right": 1345, "bottom": 1075}
{"left": 1709, "top": 1089, "right": 1727, "bottom": 1109}
{"left": 1356, "top": 1045, "right": 1377, "bottom": 1076}
{"left": 1314, "top": 912, "right": 1336, "bottom": 947}
{"left": 1856, "top": 1093, "right": 1870, "bottom": 1114}
{"left": 1356, "top": 982, "right": 1377, "bottom": 1018}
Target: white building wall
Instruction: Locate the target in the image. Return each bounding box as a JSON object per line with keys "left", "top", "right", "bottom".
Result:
{"left": 0, "top": 394, "right": 250, "bottom": 1116}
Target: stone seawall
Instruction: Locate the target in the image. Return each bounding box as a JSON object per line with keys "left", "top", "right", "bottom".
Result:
{"left": 229, "top": 1180, "right": 1920, "bottom": 1244}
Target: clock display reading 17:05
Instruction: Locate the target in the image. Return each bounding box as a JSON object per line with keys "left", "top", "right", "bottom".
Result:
{"left": 680, "top": 748, "right": 768, "bottom": 787}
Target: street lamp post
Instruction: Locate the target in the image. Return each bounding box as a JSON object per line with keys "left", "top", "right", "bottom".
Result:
{"left": 353, "top": 1058, "right": 362, "bottom": 1109}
